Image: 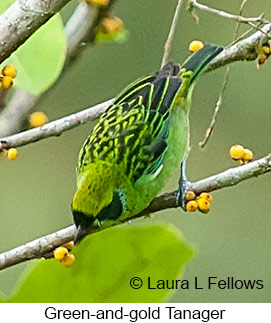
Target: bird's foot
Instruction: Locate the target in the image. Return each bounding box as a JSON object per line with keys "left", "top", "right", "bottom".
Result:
{"left": 175, "top": 160, "right": 189, "bottom": 212}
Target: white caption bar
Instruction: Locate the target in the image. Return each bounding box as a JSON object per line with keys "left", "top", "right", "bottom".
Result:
{"left": 0, "top": 303, "right": 270, "bottom": 322}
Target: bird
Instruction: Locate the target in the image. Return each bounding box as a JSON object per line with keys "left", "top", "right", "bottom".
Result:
{"left": 72, "top": 44, "right": 223, "bottom": 242}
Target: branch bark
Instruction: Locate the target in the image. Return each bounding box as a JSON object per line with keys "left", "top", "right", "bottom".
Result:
{"left": 0, "top": 99, "right": 113, "bottom": 150}
{"left": 207, "top": 23, "right": 271, "bottom": 70}
{"left": 0, "top": 0, "right": 72, "bottom": 64}
{"left": 0, "top": 153, "right": 270, "bottom": 270}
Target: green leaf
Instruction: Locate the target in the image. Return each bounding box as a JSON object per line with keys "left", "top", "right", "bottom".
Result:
{"left": 0, "top": 1, "right": 66, "bottom": 96}
{"left": 8, "top": 223, "right": 193, "bottom": 302}
{"left": 0, "top": 0, "right": 14, "bottom": 9}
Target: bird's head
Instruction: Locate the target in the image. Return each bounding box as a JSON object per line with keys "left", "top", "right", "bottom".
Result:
{"left": 72, "top": 161, "right": 123, "bottom": 242}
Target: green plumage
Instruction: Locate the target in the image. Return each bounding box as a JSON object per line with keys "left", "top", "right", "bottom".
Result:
{"left": 72, "top": 45, "right": 223, "bottom": 238}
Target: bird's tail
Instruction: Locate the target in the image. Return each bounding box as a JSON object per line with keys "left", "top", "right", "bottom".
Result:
{"left": 181, "top": 45, "right": 223, "bottom": 85}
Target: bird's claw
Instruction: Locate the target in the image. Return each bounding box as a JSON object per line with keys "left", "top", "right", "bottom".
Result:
{"left": 176, "top": 160, "right": 189, "bottom": 212}
{"left": 176, "top": 180, "right": 190, "bottom": 212}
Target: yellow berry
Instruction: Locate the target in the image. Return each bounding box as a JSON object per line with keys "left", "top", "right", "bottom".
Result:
{"left": 0, "top": 81, "right": 2, "bottom": 90}
{"left": 198, "top": 198, "right": 211, "bottom": 214}
{"left": 7, "top": 148, "right": 18, "bottom": 160}
{"left": 2, "top": 65, "right": 17, "bottom": 78}
{"left": 86, "top": 0, "right": 109, "bottom": 6}
{"left": 53, "top": 246, "right": 68, "bottom": 261}
{"left": 243, "top": 148, "right": 253, "bottom": 162}
{"left": 199, "top": 192, "right": 213, "bottom": 203}
{"left": 185, "top": 190, "right": 196, "bottom": 201}
{"left": 1, "top": 75, "right": 13, "bottom": 89}
{"left": 189, "top": 40, "right": 204, "bottom": 53}
{"left": 229, "top": 144, "right": 245, "bottom": 160}
{"left": 186, "top": 200, "right": 198, "bottom": 212}
{"left": 100, "top": 16, "right": 123, "bottom": 33}
{"left": 61, "top": 254, "right": 75, "bottom": 267}
{"left": 29, "top": 111, "right": 48, "bottom": 128}
{"left": 62, "top": 241, "right": 74, "bottom": 251}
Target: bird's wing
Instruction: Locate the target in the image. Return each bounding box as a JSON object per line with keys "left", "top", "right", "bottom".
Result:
{"left": 77, "top": 62, "right": 183, "bottom": 183}
{"left": 114, "top": 61, "right": 181, "bottom": 105}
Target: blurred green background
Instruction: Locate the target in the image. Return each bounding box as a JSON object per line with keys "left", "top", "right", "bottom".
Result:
{"left": 0, "top": 0, "right": 270, "bottom": 302}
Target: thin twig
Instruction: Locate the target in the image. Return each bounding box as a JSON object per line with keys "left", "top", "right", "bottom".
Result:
{"left": 240, "top": 0, "right": 249, "bottom": 12}
{"left": 227, "top": 26, "right": 254, "bottom": 48}
{"left": 0, "top": 153, "right": 270, "bottom": 270}
{"left": 198, "top": 66, "right": 230, "bottom": 148}
{"left": 247, "top": 21, "right": 271, "bottom": 38}
{"left": 199, "top": 0, "right": 248, "bottom": 148}
{"left": 188, "top": 0, "right": 266, "bottom": 24}
{"left": 161, "top": 0, "right": 185, "bottom": 68}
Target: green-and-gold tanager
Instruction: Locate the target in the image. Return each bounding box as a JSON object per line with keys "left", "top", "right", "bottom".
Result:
{"left": 72, "top": 45, "right": 223, "bottom": 241}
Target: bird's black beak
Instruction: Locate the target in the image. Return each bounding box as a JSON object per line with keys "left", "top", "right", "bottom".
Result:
{"left": 73, "top": 210, "right": 100, "bottom": 244}
{"left": 74, "top": 225, "right": 87, "bottom": 244}
{"left": 74, "top": 224, "right": 98, "bottom": 244}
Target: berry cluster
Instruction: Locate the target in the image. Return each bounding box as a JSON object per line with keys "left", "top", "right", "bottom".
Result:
{"left": 185, "top": 191, "right": 213, "bottom": 214}
{"left": 0, "top": 65, "right": 17, "bottom": 90}
{"left": 53, "top": 241, "right": 75, "bottom": 267}
{"left": 229, "top": 144, "right": 253, "bottom": 165}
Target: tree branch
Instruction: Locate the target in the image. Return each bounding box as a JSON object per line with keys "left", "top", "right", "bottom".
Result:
{"left": 64, "top": 0, "right": 118, "bottom": 67}
{"left": 63, "top": 1, "right": 95, "bottom": 67}
{"left": 0, "top": 99, "right": 113, "bottom": 150}
{"left": 0, "top": 226, "right": 75, "bottom": 270}
{"left": 0, "top": 1, "right": 117, "bottom": 137}
{"left": 0, "top": 153, "right": 270, "bottom": 270}
{"left": 206, "top": 23, "right": 271, "bottom": 70}
{"left": 0, "top": 0, "right": 72, "bottom": 64}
